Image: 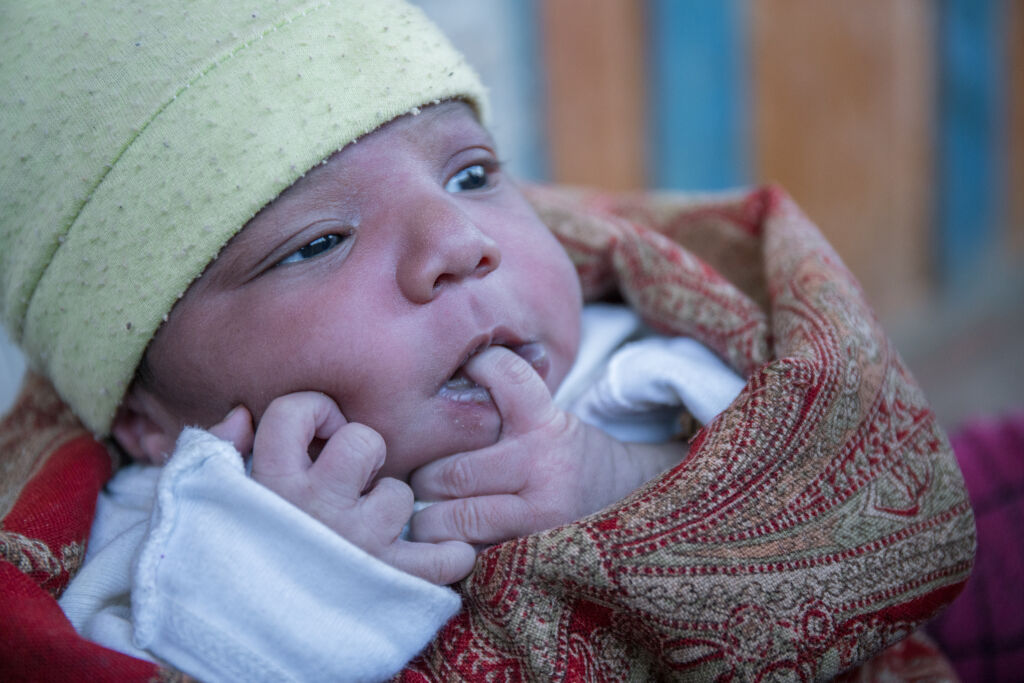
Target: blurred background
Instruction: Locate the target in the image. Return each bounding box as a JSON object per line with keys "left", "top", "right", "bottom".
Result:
{"left": 1, "top": 0, "right": 1021, "bottom": 434}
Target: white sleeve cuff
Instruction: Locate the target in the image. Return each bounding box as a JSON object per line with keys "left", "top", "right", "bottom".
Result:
{"left": 132, "top": 427, "right": 460, "bottom": 683}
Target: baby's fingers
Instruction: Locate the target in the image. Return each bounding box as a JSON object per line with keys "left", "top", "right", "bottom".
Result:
{"left": 350, "top": 477, "right": 475, "bottom": 583}
{"left": 409, "top": 495, "right": 535, "bottom": 545}
{"left": 309, "top": 423, "right": 389, "bottom": 506}
{"left": 208, "top": 405, "right": 254, "bottom": 455}
{"left": 410, "top": 445, "right": 528, "bottom": 501}
{"left": 465, "top": 346, "right": 558, "bottom": 436}
{"left": 380, "top": 539, "right": 477, "bottom": 586}
{"left": 355, "top": 476, "right": 414, "bottom": 541}
{"left": 251, "top": 392, "right": 347, "bottom": 480}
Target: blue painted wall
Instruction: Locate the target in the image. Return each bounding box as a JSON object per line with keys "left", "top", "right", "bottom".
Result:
{"left": 647, "top": 0, "right": 749, "bottom": 191}
{"left": 937, "top": 0, "right": 1006, "bottom": 287}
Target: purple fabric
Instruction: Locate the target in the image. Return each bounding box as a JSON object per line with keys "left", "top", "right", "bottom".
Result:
{"left": 927, "top": 410, "right": 1024, "bottom": 682}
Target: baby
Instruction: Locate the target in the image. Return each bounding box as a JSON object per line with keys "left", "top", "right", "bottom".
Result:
{"left": 1, "top": 0, "right": 743, "bottom": 678}
{"left": 113, "top": 99, "right": 691, "bottom": 584}
{"left": 58, "top": 87, "right": 743, "bottom": 683}
{"left": 2, "top": 1, "right": 976, "bottom": 680}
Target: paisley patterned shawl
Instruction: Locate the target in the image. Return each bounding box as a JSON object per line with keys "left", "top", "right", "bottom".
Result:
{"left": 0, "top": 186, "right": 972, "bottom": 681}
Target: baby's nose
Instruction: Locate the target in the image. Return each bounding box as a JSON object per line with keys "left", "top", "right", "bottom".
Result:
{"left": 395, "top": 200, "right": 500, "bottom": 303}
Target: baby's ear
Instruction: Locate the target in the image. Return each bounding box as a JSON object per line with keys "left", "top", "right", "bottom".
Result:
{"left": 110, "top": 389, "right": 179, "bottom": 465}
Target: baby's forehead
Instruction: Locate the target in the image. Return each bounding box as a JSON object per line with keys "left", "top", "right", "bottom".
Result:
{"left": 254, "top": 101, "right": 484, "bottom": 212}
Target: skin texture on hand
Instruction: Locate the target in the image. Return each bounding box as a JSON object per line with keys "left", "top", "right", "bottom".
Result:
{"left": 408, "top": 346, "right": 683, "bottom": 545}
{"left": 207, "top": 393, "right": 477, "bottom": 586}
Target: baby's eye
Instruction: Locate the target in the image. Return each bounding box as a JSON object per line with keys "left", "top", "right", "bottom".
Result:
{"left": 445, "top": 164, "right": 489, "bottom": 193}
{"left": 278, "top": 233, "right": 347, "bottom": 266}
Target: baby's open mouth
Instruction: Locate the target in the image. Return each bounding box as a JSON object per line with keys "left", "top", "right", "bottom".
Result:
{"left": 440, "top": 342, "right": 549, "bottom": 402}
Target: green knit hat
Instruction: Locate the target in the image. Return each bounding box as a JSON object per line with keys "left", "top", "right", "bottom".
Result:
{"left": 0, "top": 0, "right": 488, "bottom": 435}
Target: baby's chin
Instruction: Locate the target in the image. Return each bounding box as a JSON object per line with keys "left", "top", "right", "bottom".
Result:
{"left": 376, "top": 404, "right": 503, "bottom": 483}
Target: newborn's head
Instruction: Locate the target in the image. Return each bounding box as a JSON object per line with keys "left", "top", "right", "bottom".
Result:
{"left": 2, "top": 0, "right": 583, "bottom": 468}
{"left": 116, "top": 101, "right": 582, "bottom": 479}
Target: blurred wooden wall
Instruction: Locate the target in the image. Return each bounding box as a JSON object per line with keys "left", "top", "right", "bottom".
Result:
{"left": 538, "top": 0, "right": 1019, "bottom": 321}
{"left": 540, "top": 0, "right": 647, "bottom": 190}
{"left": 750, "top": 0, "right": 934, "bottom": 315}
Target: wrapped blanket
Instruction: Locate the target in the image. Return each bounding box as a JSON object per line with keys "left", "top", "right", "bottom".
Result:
{"left": 0, "top": 186, "right": 973, "bottom": 681}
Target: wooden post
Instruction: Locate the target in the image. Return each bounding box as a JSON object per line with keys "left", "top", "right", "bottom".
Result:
{"left": 540, "top": 0, "right": 647, "bottom": 190}
{"left": 750, "top": 0, "right": 935, "bottom": 318}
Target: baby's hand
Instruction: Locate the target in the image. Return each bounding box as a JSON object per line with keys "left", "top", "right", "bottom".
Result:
{"left": 409, "top": 347, "right": 682, "bottom": 545}
{"left": 212, "top": 393, "right": 475, "bottom": 585}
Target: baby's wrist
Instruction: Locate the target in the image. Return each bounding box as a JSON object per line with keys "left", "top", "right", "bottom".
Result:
{"left": 618, "top": 440, "right": 686, "bottom": 495}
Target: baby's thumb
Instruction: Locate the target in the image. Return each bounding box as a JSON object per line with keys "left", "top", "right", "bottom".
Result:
{"left": 209, "top": 405, "right": 255, "bottom": 455}
{"left": 465, "top": 346, "right": 556, "bottom": 435}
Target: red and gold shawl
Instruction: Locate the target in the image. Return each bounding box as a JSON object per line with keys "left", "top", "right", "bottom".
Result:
{"left": 0, "top": 186, "right": 972, "bottom": 681}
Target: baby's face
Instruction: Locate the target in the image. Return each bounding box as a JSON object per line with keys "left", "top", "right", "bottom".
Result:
{"left": 138, "top": 101, "right": 582, "bottom": 480}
